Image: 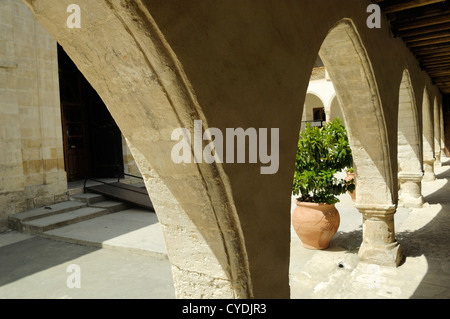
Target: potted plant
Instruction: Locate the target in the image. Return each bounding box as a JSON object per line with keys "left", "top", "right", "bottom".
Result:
{"left": 292, "top": 118, "right": 354, "bottom": 249}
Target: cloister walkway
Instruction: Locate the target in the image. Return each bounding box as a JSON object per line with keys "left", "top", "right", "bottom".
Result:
{"left": 290, "top": 157, "right": 450, "bottom": 299}
{"left": 0, "top": 158, "right": 449, "bottom": 299}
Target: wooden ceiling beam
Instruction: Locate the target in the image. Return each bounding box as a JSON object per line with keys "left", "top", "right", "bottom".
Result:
{"left": 397, "top": 22, "right": 450, "bottom": 38}
{"left": 407, "top": 36, "right": 450, "bottom": 48}
{"left": 422, "top": 61, "right": 450, "bottom": 68}
{"left": 395, "top": 13, "right": 450, "bottom": 31}
{"left": 386, "top": 2, "right": 449, "bottom": 23}
{"left": 404, "top": 29, "right": 450, "bottom": 43}
{"left": 422, "top": 57, "right": 450, "bottom": 64}
{"left": 412, "top": 43, "right": 450, "bottom": 52}
{"left": 424, "top": 61, "right": 450, "bottom": 67}
{"left": 415, "top": 50, "right": 450, "bottom": 59}
{"left": 378, "top": 0, "right": 445, "bottom": 14}
{"left": 428, "top": 71, "right": 450, "bottom": 77}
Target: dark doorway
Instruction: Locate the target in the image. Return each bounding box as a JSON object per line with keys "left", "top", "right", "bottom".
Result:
{"left": 313, "top": 107, "right": 326, "bottom": 121}
{"left": 57, "top": 45, "right": 124, "bottom": 182}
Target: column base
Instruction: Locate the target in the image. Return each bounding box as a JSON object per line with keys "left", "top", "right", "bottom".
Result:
{"left": 398, "top": 172, "right": 424, "bottom": 208}
{"left": 398, "top": 195, "right": 424, "bottom": 208}
{"left": 435, "top": 153, "right": 441, "bottom": 167}
{"left": 358, "top": 241, "right": 403, "bottom": 267}
{"left": 423, "top": 159, "right": 436, "bottom": 182}
{"left": 355, "top": 204, "right": 404, "bottom": 267}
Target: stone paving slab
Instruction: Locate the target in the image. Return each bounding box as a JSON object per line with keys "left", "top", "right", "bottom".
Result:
{"left": 43, "top": 208, "right": 167, "bottom": 258}
{"left": 8, "top": 201, "right": 87, "bottom": 222}
{"left": 0, "top": 235, "right": 174, "bottom": 299}
{"left": 1, "top": 162, "right": 450, "bottom": 299}
{"left": 23, "top": 207, "right": 108, "bottom": 233}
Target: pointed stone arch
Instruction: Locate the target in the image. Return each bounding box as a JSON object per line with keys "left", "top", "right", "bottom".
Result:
{"left": 434, "top": 97, "right": 442, "bottom": 165}
{"left": 422, "top": 88, "right": 436, "bottom": 181}
{"left": 319, "top": 19, "right": 401, "bottom": 266}
{"left": 302, "top": 92, "right": 326, "bottom": 127}
{"left": 21, "top": 0, "right": 253, "bottom": 298}
{"left": 328, "top": 94, "right": 344, "bottom": 124}
{"left": 397, "top": 70, "right": 424, "bottom": 208}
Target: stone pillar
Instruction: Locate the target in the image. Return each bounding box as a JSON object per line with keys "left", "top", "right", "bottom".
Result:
{"left": 324, "top": 106, "right": 331, "bottom": 122}
{"left": 423, "top": 158, "right": 436, "bottom": 181}
{"left": 398, "top": 172, "right": 424, "bottom": 208}
{"left": 356, "top": 205, "right": 403, "bottom": 267}
{"left": 440, "top": 106, "right": 446, "bottom": 159}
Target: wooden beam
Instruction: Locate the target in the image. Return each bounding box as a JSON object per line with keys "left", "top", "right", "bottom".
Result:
{"left": 412, "top": 43, "right": 450, "bottom": 53}
{"left": 395, "top": 13, "right": 450, "bottom": 31}
{"left": 397, "top": 22, "right": 450, "bottom": 38}
{"left": 379, "top": 0, "right": 444, "bottom": 14}
{"left": 407, "top": 36, "right": 450, "bottom": 47}
{"left": 422, "top": 58, "right": 450, "bottom": 65}
{"left": 428, "top": 71, "right": 450, "bottom": 77}
{"left": 425, "top": 63, "right": 450, "bottom": 69}
{"left": 404, "top": 29, "right": 450, "bottom": 43}
{"left": 423, "top": 61, "right": 450, "bottom": 68}
{"left": 387, "top": 2, "right": 449, "bottom": 23}
{"left": 411, "top": 48, "right": 450, "bottom": 59}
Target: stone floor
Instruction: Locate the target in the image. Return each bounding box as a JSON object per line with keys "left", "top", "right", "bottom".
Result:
{"left": 289, "top": 158, "right": 450, "bottom": 299}
{"left": 0, "top": 159, "right": 449, "bottom": 299}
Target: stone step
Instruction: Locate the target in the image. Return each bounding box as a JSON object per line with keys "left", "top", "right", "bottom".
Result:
{"left": 70, "top": 193, "right": 106, "bottom": 205}
{"left": 8, "top": 201, "right": 87, "bottom": 231}
{"left": 19, "top": 207, "right": 109, "bottom": 235}
{"left": 90, "top": 200, "right": 130, "bottom": 214}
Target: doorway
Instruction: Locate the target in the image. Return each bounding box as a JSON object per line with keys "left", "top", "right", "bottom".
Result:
{"left": 57, "top": 45, "right": 124, "bottom": 182}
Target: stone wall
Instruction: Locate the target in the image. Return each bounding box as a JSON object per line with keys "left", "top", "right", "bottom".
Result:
{"left": 0, "top": 0, "right": 67, "bottom": 229}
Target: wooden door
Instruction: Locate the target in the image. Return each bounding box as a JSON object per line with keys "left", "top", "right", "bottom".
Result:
{"left": 61, "top": 102, "right": 89, "bottom": 181}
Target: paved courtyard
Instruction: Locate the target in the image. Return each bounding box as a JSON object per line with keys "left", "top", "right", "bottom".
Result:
{"left": 1, "top": 159, "right": 449, "bottom": 299}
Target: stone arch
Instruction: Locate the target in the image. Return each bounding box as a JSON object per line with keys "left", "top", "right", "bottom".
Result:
{"left": 422, "top": 88, "right": 436, "bottom": 181}
{"left": 434, "top": 97, "right": 442, "bottom": 165}
{"left": 318, "top": 19, "right": 401, "bottom": 266}
{"left": 397, "top": 70, "right": 424, "bottom": 208}
{"left": 328, "top": 94, "right": 345, "bottom": 124}
{"left": 319, "top": 20, "right": 394, "bottom": 206}
{"left": 302, "top": 92, "right": 326, "bottom": 126}
{"left": 21, "top": 0, "right": 253, "bottom": 298}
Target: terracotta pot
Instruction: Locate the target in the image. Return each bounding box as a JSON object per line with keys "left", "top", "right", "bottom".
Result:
{"left": 292, "top": 201, "right": 340, "bottom": 250}
{"left": 345, "top": 171, "right": 356, "bottom": 202}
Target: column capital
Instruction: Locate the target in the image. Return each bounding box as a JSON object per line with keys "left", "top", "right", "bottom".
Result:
{"left": 398, "top": 171, "right": 423, "bottom": 182}
{"left": 355, "top": 204, "right": 396, "bottom": 218}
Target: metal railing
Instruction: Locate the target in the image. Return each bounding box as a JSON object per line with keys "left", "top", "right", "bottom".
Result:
{"left": 301, "top": 120, "right": 326, "bottom": 128}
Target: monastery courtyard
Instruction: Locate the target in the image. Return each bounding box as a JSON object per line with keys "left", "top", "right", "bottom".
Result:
{"left": 1, "top": 158, "right": 449, "bottom": 299}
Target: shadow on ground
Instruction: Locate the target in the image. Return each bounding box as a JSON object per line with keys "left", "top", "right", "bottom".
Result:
{"left": 0, "top": 236, "right": 99, "bottom": 287}
{"left": 398, "top": 160, "right": 450, "bottom": 298}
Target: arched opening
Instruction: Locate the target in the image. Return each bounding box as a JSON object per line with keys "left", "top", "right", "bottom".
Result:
{"left": 422, "top": 89, "right": 436, "bottom": 181}
{"left": 20, "top": 0, "right": 254, "bottom": 299}
{"left": 397, "top": 70, "right": 424, "bottom": 208}
{"left": 301, "top": 93, "right": 326, "bottom": 131}
{"left": 328, "top": 95, "right": 345, "bottom": 124}
{"left": 434, "top": 97, "right": 442, "bottom": 165}
{"left": 316, "top": 19, "right": 401, "bottom": 266}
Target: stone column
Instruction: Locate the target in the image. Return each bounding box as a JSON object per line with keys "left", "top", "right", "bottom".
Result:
{"left": 356, "top": 205, "right": 403, "bottom": 267}
{"left": 423, "top": 158, "right": 436, "bottom": 181}
{"left": 324, "top": 106, "right": 331, "bottom": 122}
{"left": 398, "top": 172, "right": 424, "bottom": 208}
{"left": 440, "top": 106, "right": 446, "bottom": 159}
